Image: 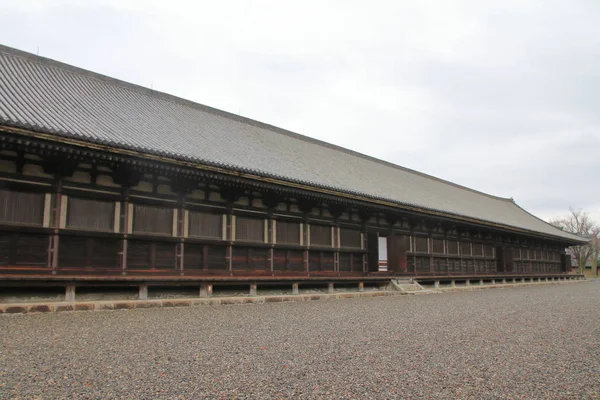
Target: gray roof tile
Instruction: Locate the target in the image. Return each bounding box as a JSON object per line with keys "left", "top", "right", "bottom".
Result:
{"left": 0, "top": 45, "right": 583, "bottom": 242}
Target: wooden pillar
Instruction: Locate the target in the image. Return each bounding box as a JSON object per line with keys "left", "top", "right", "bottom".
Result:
{"left": 303, "top": 249, "right": 309, "bottom": 273}
{"left": 177, "top": 195, "right": 186, "bottom": 273}
{"left": 49, "top": 178, "right": 64, "bottom": 273}
{"left": 362, "top": 225, "right": 368, "bottom": 273}
{"left": 333, "top": 226, "right": 340, "bottom": 272}
{"left": 226, "top": 212, "right": 233, "bottom": 273}
{"left": 202, "top": 245, "right": 208, "bottom": 271}
{"left": 149, "top": 243, "right": 156, "bottom": 270}
{"left": 42, "top": 158, "right": 77, "bottom": 272}
{"left": 111, "top": 166, "right": 143, "bottom": 273}
{"left": 428, "top": 238, "right": 434, "bottom": 274}
{"left": 303, "top": 221, "right": 309, "bottom": 272}
{"left": 120, "top": 197, "right": 130, "bottom": 273}
{"left": 268, "top": 218, "right": 274, "bottom": 272}
{"left": 177, "top": 243, "right": 185, "bottom": 274}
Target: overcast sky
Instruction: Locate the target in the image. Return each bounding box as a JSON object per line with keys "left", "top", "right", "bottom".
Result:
{"left": 2, "top": 0, "right": 599, "bottom": 224}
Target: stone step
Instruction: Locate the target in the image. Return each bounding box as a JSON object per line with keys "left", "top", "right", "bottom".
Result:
{"left": 389, "top": 279, "right": 431, "bottom": 293}
{"left": 396, "top": 284, "right": 423, "bottom": 292}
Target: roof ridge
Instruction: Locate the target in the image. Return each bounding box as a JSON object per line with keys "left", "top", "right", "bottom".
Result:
{"left": 0, "top": 43, "right": 512, "bottom": 203}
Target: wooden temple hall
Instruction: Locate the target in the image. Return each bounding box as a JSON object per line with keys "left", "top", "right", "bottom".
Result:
{"left": 0, "top": 45, "right": 586, "bottom": 300}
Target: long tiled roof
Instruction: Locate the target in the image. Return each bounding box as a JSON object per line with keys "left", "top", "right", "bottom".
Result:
{"left": 0, "top": 44, "right": 584, "bottom": 242}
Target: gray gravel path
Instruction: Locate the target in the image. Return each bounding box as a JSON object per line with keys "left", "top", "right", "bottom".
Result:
{"left": 1, "top": 283, "right": 599, "bottom": 399}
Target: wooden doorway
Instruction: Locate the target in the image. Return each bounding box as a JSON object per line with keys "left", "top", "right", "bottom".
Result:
{"left": 367, "top": 233, "right": 380, "bottom": 272}
{"left": 387, "top": 235, "right": 408, "bottom": 274}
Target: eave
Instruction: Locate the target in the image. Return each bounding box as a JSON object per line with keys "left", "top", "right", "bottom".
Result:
{"left": 0, "top": 123, "right": 587, "bottom": 246}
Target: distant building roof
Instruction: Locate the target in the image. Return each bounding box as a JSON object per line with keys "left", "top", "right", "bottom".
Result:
{"left": 0, "top": 45, "right": 585, "bottom": 243}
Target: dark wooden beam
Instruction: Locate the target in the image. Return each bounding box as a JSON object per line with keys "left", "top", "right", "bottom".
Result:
{"left": 42, "top": 156, "right": 77, "bottom": 178}
{"left": 111, "top": 164, "right": 143, "bottom": 188}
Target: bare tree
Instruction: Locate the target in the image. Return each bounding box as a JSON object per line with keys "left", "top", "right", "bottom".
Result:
{"left": 590, "top": 229, "right": 600, "bottom": 277}
{"left": 549, "top": 208, "right": 597, "bottom": 275}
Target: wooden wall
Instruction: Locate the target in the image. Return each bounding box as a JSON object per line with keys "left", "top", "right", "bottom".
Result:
{"left": 0, "top": 148, "right": 569, "bottom": 278}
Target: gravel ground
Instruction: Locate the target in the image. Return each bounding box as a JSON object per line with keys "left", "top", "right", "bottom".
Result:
{"left": 1, "top": 283, "right": 599, "bottom": 399}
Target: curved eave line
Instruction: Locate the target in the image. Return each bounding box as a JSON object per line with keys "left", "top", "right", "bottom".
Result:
{"left": 0, "top": 123, "right": 587, "bottom": 245}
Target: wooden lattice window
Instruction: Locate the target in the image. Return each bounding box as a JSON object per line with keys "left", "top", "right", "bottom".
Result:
{"left": 188, "top": 211, "right": 222, "bottom": 239}
{"left": 0, "top": 189, "right": 44, "bottom": 226}
{"left": 415, "top": 237, "right": 428, "bottom": 253}
{"left": 310, "top": 225, "right": 332, "bottom": 247}
{"left": 232, "top": 247, "right": 269, "bottom": 270}
{"left": 336, "top": 252, "right": 364, "bottom": 272}
{"left": 434, "top": 258, "right": 446, "bottom": 272}
{"left": 338, "top": 253, "right": 352, "bottom": 272}
{"left": 415, "top": 256, "right": 430, "bottom": 272}
{"left": 447, "top": 241, "right": 459, "bottom": 255}
{"left": 291, "top": 250, "right": 306, "bottom": 271}
{"left": 66, "top": 197, "right": 114, "bottom": 231}
{"left": 340, "top": 228, "right": 361, "bottom": 248}
{"left": 59, "top": 236, "right": 119, "bottom": 269}
{"left": 235, "top": 217, "right": 264, "bottom": 242}
{"left": 183, "top": 244, "right": 204, "bottom": 270}
{"left": 132, "top": 204, "right": 173, "bottom": 235}
{"left": 0, "top": 232, "right": 48, "bottom": 266}
{"left": 127, "top": 240, "right": 176, "bottom": 269}
{"left": 276, "top": 221, "right": 301, "bottom": 245}
{"left": 484, "top": 245, "right": 494, "bottom": 258}
{"left": 465, "top": 259, "right": 474, "bottom": 273}
{"left": 448, "top": 258, "right": 461, "bottom": 273}
{"left": 432, "top": 239, "right": 444, "bottom": 254}
{"left": 273, "top": 250, "right": 304, "bottom": 271}
{"left": 206, "top": 245, "right": 227, "bottom": 270}
{"left": 308, "top": 250, "right": 335, "bottom": 271}
{"left": 127, "top": 240, "right": 152, "bottom": 269}
{"left": 460, "top": 242, "right": 472, "bottom": 256}
{"left": 472, "top": 244, "right": 483, "bottom": 257}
